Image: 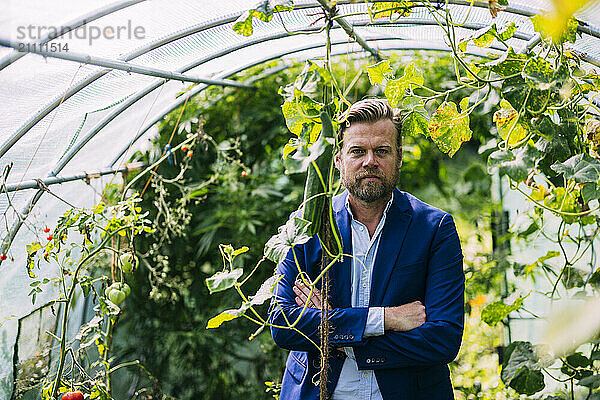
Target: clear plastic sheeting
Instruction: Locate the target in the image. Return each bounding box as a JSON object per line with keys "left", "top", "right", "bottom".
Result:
{"left": 1, "top": 0, "right": 600, "bottom": 398}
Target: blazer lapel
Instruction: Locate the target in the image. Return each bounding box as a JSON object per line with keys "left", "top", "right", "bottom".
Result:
{"left": 331, "top": 192, "right": 352, "bottom": 308}
{"left": 370, "top": 190, "right": 412, "bottom": 306}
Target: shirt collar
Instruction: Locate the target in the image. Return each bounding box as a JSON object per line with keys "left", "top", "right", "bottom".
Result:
{"left": 344, "top": 191, "right": 394, "bottom": 221}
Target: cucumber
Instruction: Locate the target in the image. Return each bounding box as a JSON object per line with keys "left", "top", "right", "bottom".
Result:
{"left": 302, "top": 111, "right": 334, "bottom": 237}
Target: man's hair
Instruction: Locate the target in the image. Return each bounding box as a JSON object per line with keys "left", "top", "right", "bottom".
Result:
{"left": 337, "top": 98, "right": 403, "bottom": 154}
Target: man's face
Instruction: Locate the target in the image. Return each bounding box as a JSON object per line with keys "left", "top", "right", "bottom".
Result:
{"left": 335, "top": 119, "right": 401, "bottom": 203}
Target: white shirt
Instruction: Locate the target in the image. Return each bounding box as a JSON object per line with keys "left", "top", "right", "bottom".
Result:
{"left": 332, "top": 193, "right": 394, "bottom": 400}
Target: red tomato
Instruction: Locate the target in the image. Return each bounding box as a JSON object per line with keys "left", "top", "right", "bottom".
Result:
{"left": 61, "top": 391, "right": 84, "bottom": 400}
{"left": 241, "top": 171, "right": 248, "bottom": 178}
{"left": 43, "top": 226, "right": 50, "bottom": 233}
{"left": 187, "top": 150, "right": 193, "bottom": 157}
{"left": 181, "top": 145, "right": 188, "bottom": 152}
{"left": 0, "top": 254, "right": 6, "bottom": 261}
{"left": 47, "top": 235, "right": 53, "bottom": 241}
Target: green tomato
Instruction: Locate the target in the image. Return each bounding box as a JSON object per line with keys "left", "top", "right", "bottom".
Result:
{"left": 108, "top": 289, "right": 126, "bottom": 305}
{"left": 120, "top": 253, "right": 137, "bottom": 273}
{"left": 104, "top": 285, "right": 114, "bottom": 298}
{"left": 120, "top": 282, "right": 131, "bottom": 297}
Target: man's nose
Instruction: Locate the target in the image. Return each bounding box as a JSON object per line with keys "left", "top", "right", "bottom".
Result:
{"left": 362, "top": 150, "right": 377, "bottom": 168}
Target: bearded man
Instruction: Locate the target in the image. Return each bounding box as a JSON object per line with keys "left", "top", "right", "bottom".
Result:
{"left": 270, "top": 98, "right": 465, "bottom": 400}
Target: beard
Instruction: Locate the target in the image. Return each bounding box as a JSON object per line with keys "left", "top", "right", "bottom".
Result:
{"left": 342, "top": 166, "right": 398, "bottom": 203}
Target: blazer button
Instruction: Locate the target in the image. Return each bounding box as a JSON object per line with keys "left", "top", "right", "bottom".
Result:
{"left": 333, "top": 334, "right": 339, "bottom": 340}
{"left": 366, "top": 358, "right": 372, "bottom": 364}
{"left": 349, "top": 335, "right": 354, "bottom": 339}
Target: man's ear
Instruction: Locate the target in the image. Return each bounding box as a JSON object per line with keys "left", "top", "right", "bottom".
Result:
{"left": 333, "top": 152, "right": 341, "bottom": 171}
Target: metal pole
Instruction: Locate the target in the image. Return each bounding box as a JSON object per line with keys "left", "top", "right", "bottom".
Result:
{"left": 3, "top": 162, "right": 146, "bottom": 193}
{"left": 0, "top": 38, "right": 252, "bottom": 88}
{"left": 316, "top": 0, "right": 382, "bottom": 61}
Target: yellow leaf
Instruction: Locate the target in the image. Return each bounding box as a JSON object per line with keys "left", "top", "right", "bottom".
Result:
{"left": 206, "top": 310, "right": 241, "bottom": 329}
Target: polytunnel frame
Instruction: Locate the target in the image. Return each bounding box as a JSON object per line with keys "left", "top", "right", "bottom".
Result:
{"left": 2, "top": 0, "right": 600, "bottom": 261}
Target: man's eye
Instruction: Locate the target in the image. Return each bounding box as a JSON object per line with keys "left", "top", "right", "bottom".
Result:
{"left": 350, "top": 149, "right": 364, "bottom": 155}
{"left": 376, "top": 149, "right": 389, "bottom": 155}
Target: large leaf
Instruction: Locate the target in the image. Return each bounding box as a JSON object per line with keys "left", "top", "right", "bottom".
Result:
{"left": 493, "top": 100, "right": 528, "bottom": 146}
{"left": 487, "top": 144, "right": 541, "bottom": 182}
{"left": 427, "top": 101, "right": 472, "bottom": 157}
{"left": 233, "top": 0, "right": 293, "bottom": 36}
{"left": 281, "top": 93, "right": 323, "bottom": 144}
{"left": 501, "top": 341, "right": 545, "bottom": 395}
{"left": 523, "top": 56, "right": 556, "bottom": 90}
{"left": 486, "top": 47, "right": 528, "bottom": 77}
{"left": 366, "top": 60, "right": 392, "bottom": 85}
{"left": 551, "top": 153, "right": 600, "bottom": 183}
{"left": 481, "top": 295, "right": 526, "bottom": 326}
{"left": 264, "top": 217, "right": 311, "bottom": 264}
{"left": 283, "top": 135, "right": 331, "bottom": 175}
{"left": 205, "top": 268, "right": 244, "bottom": 294}
{"left": 384, "top": 62, "right": 424, "bottom": 107}
{"left": 400, "top": 97, "right": 429, "bottom": 137}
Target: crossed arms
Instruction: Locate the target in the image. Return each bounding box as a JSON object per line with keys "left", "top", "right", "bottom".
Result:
{"left": 269, "top": 213, "right": 465, "bottom": 368}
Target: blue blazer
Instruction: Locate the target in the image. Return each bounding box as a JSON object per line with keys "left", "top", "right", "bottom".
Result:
{"left": 270, "top": 189, "right": 464, "bottom": 400}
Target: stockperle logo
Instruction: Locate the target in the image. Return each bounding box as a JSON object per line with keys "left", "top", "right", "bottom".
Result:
{"left": 15, "top": 20, "right": 146, "bottom": 46}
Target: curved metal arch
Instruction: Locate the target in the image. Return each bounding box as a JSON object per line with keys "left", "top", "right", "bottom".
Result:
{"left": 109, "top": 39, "right": 506, "bottom": 167}
{"left": 0, "top": 37, "right": 502, "bottom": 260}
{"left": 0, "top": 0, "right": 146, "bottom": 71}
{"left": 0, "top": 2, "right": 326, "bottom": 159}
{"left": 52, "top": 17, "right": 534, "bottom": 175}
{"left": 4, "top": 0, "right": 599, "bottom": 159}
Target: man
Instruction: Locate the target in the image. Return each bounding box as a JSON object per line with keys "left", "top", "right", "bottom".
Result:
{"left": 270, "top": 98, "right": 464, "bottom": 399}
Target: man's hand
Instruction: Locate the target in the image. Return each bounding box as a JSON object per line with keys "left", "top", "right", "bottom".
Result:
{"left": 293, "top": 277, "right": 332, "bottom": 310}
{"left": 384, "top": 301, "right": 426, "bottom": 331}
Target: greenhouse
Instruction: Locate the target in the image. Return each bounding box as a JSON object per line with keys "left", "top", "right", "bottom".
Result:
{"left": 1, "top": 0, "right": 600, "bottom": 399}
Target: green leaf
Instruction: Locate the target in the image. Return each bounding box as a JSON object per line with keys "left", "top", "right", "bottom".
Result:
{"left": 264, "top": 217, "right": 311, "bottom": 264}
{"left": 498, "top": 22, "right": 517, "bottom": 40}
{"left": 205, "top": 268, "right": 244, "bottom": 294}
{"left": 493, "top": 100, "right": 528, "bottom": 146}
{"left": 427, "top": 101, "right": 472, "bottom": 157}
{"left": 501, "top": 341, "right": 545, "bottom": 395}
{"left": 523, "top": 56, "right": 556, "bottom": 90}
{"left": 232, "top": 0, "right": 293, "bottom": 36}
{"left": 561, "top": 266, "right": 584, "bottom": 289}
{"left": 577, "top": 374, "right": 600, "bottom": 389}
{"left": 566, "top": 352, "right": 589, "bottom": 368}
{"left": 481, "top": 295, "right": 526, "bottom": 326}
{"left": 281, "top": 93, "right": 323, "bottom": 144}
{"left": 369, "top": 1, "right": 413, "bottom": 19}
{"left": 384, "top": 62, "right": 424, "bottom": 107}
{"left": 283, "top": 135, "right": 331, "bottom": 175}
{"left": 487, "top": 47, "right": 528, "bottom": 77}
{"left": 366, "top": 60, "right": 392, "bottom": 85}
{"left": 589, "top": 268, "right": 600, "bottom": 288}
{"left": 472, "top": 26, "right": 496, "bottom": 48}
{"left": 400, "top": 97, "right": 429, "bottom": 137}
{"left": 581, "top": 182, "right": 600, "bottom": 203}
{"left": 520, "top": 250, "right": 560, "bottom": 276}
{"left": 487, "top": 144, "right": 541, "bottom": 182}
{"left": 551, "top": 153, "right": 600, "bottom": 183}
